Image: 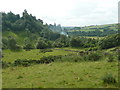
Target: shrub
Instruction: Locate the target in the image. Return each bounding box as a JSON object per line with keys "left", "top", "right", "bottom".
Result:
{"left": 85, "top": 53, "right": 101, "bottom": 61}
{"left": 40, "top": 55, "right": 62, "bottom": 64}
{"left": 118, "top": 55, "right": 120, "bottom": 61}
{"left": 14, "top": 59, "right": 31, "bottom": 67}
{"left": 102, "top": 73, "right": 116, "bottom": 84}
{"left": 2, "top": 61, "right": 11, "bottom": 68}
{"left": 55, "top": 54, "right": 83, "bottom": 62}
{"left": 23, "top": 43, "right": 34, "bottom": 51}
{"left": 107, "top": 56, "right": 114, "bottom": 62}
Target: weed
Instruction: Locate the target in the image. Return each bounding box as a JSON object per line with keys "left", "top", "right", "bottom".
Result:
{"left": 102, "top": 73, "right": 116, "bottom": 84}
{"left": 17, "top": 75, "right": 23, "bottom": 79}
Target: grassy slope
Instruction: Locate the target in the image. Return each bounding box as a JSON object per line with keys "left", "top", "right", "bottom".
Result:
{"left": 3, "top": 61, "right": 118, "bottom": 88}
{"left": 2, "top": 31, "right": 39, "bottom": 46}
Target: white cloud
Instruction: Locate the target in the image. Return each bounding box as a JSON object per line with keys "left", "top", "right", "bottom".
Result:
{"left": 0, "top": 0, "right": 119, "bottom": 26}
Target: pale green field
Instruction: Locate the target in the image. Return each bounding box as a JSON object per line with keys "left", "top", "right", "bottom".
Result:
{"left": 2, "top": 49, "right": 76, "bottom": 62}
{"left": 2, "top": 61, "right": 118, "bottom": 88}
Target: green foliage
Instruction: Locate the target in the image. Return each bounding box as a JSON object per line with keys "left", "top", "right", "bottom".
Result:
{"left": 56, "top": 54, "right": 83, "bottom": 62}
{"left": 67, "top": 24, "right": 118, "bottom": 37}
{"left": 85, "top": 52, "right": 102, "bottom": 61}
{"left": 2, "top": 38, "right": 8, "bottom": 49}
{"left": 36, "top": 39, "right": 49, "bottom": 49}
{"left": 70, "top": 37, "right": 84, "bottom": 47}
{"left": 2, "top": 10, "right": 61, "bottom": 49}
{"left": 102, "top": 73, "right": 116, "bottom": 84}
{"left": 107, "top": 55, "right": 114, "bottom": 62}
{"left": 118, "top": 55, "right": 120, "bottom": 61}
{"left": 99, "top": 34, "right": 120, "bottom": 49}
{"left": 8, "top": 37, "right": 22, "bottom": 51}
{"left": 40, "top": 55, "right": 62, "bottom": 64}
{"left": 2, "top": 61, "right": 11, "bottom": 68}
{"left": 23, "top": 43, "right": 34, "bottom": 51}
{"left": 53, "top": 35, "right": 70, "bottom": 48}
{"left": 87, "top": 47, "right": 99, "bottom": 51}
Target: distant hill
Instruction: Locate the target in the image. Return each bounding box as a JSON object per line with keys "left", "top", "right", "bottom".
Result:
{"left": 63, "top": 24, "right": 118, "bottom": 37}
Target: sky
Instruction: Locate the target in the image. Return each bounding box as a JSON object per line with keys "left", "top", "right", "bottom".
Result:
{"left": 0, "top": 0, "right": 119, "bottom": 26}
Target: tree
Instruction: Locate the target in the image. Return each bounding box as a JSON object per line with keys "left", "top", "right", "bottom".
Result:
{"left": 36, "top": 39, "right": 48, "bottom": 49}
{"left": 99, "top": 34, "right": 120, "bottom": 49}
{"left": 8, "top": 37, "right": 21, "bottom": 51}
{"left": 24, "top": 43, "right": 34, "bottom": 50}
{"left": 70, "top": 37, "right": 84, "bottom": 47}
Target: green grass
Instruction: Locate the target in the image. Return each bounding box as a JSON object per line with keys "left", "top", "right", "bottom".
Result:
{"left": 2, "top": 61, "right": 118, "bottom": 88}
{"left": 2, "top": 31, "right": 39, "bottom": 46}
{"left": 2, "top": 48, "right": 118, "bottom": 88}
{"left": 55, "top": 47, "right": 85, "bottom": 51}
{"left": 2, "top": 49, "right": 76, "bottom": 62}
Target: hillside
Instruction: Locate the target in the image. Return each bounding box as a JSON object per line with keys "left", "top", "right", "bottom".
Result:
{"left": 63, "top": 24, "right": 118, "bottom": 37}
{"left": 2, "top": 10, "right": 61, "bottom": 48}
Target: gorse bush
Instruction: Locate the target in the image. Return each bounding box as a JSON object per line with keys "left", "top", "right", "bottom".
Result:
{"left": 102, "top": 73, "right": 116, "bottom": 84}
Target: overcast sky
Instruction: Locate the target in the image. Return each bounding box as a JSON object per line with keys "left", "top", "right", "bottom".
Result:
{"left": 0, "top": 0, "right": 119, "bottom": 26}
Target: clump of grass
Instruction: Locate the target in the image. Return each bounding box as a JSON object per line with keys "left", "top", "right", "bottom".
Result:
{"left": 55, "top": 55, "right": 83, "bottom": 62}
{"left": 17, "top": 75, "right": 23, "bottom": 79}
{"left": 102, "top": 73, "right": 116, "bottom": 84}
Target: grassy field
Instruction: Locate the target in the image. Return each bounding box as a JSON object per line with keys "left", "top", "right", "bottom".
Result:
{"left": 2, "top": 61, "right": 118, "bottom": 88}
{"left": 2, "top": 49, "right": 76, "bottom": 62}
{"left": 2, "top": 48, "right": 119, "bottom": 88}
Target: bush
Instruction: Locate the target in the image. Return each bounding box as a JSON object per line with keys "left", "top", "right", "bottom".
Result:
{"left": 102, "top": 73, "right": 116, "bottom": 84}
{"left": 8, "top": 37, "right": 22, "bottom": 51}
{"left": 107, "top": 56, "right": 114, "bottom": 62}
{"left": 85, "top": 53, "right": 101, "bottom": 61}
{"left": 118, "top": 55, "right": 120, "bottom": 61}
{"left": 12, "top": 55, "right": 62, "bottom": 67}
{"left": 40, "top": 55, "right": 62, "bottom": 64}
{"left": 2, "top": 61, "right": 11, "bottom": 68}
{"left": 23, "top": 43, "right": 34, "bottom": 51}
